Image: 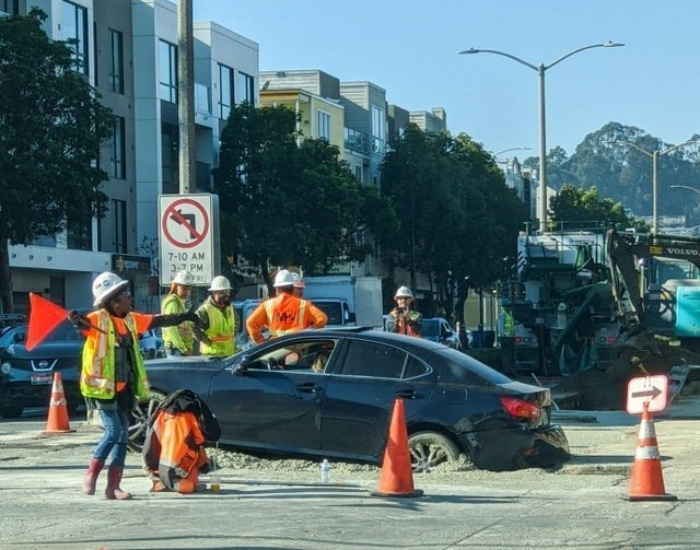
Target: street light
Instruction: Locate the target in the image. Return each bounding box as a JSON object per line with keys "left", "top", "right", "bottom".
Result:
{"left": 612, "top": 140, "right": 699, "bottom": 234}
{"left": 460, "top": 42, "right": 624, "bottom": 232}
{"left": 493, "top": 147, "right": 532, "bottom": 157}
{"left": 670, "top": 185, "right": 700, "bottom": 196}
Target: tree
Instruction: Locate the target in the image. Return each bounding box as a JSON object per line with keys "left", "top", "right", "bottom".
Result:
{"left": 0, "top": 10, "right": 113, "bottom": 312}
{"left": 214, "top": 102, "right": 392, "bottom": 291}
{"left": 381, "top": 125, "right": 528, "bottom": 322}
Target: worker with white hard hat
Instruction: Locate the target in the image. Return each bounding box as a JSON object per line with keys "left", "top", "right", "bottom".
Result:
{"left": 246, "top": 269, "right": 327, "bottom": 345}
{"left": 291, "top": 271, "right": 305, "bottom": 298}
{"left": 70, "top": 271, "right": 200, "bottom": 501}
{"left": 386, "top": 285, "right": 422, "bottom": 337}
{"left": 161, "top": 270, "right": 197, "bottom": 357}
{"left": 193, "top": 275, "right": 236, "bottom": 356}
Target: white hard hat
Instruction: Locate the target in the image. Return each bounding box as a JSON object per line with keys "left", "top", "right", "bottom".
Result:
{"left": 171, "top": 270, "right": 194, "bottom": 286}
{"left": 273, "top": 269, "right": 296, "bottom": 288}
{"left": 291, "top": 272, "right": 305, "bottom": 288}
{"left": 394, "top": 286, "right": 414, "bottom": 300}
{"left": 92, "top": 272, "right": 129, "bottom": 307}
{"left": 208, "top": 275, "right": 232, "bottom": 292}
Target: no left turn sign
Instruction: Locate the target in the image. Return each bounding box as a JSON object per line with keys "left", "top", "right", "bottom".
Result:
{"left": 158, "top": 194, "right": 220, "bottom": 286}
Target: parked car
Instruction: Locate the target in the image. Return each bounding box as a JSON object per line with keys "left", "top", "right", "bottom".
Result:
{"left": 0, "top": 321, "right": 165, "bottom": 418}
{"left": 130, "top": 328, "right": 570, "bottom": 472}
{"left": 421, "top": 317, "right": 462, "bottom": 349}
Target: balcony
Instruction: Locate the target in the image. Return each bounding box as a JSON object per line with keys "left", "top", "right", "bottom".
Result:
{"left": 344, "top": 127, "right": 369, "bottom": 155}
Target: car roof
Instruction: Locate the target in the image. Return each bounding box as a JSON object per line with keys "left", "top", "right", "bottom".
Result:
{"left": 274, "top": 326, "right": 446, "bottom": 350}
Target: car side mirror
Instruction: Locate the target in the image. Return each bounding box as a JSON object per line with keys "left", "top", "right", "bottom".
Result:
{"left": 347, "top": 312, "right": 357, "bottom": 324}
{"left": 233, "top": 354, "right": 250, "bottom": 376}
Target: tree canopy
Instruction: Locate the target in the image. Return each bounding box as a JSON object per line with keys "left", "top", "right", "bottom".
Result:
{"left": 213, "top": 102, "right": 393, "bottom": 291}
{"left": 0, "top": 9, "right": 113, "bottom": 312}
{"left": 380, "top": 125, "right": 528, "bottom": 319}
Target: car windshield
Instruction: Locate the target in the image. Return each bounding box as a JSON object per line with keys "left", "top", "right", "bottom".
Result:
{"left": 421, "top": 320, "right": 440, "bottom": 337}
{"left": 314, "top": 301, "right": 343, "bottom": 325}
{"left": 0, "top": 326, "right": 22, "bottom": 348}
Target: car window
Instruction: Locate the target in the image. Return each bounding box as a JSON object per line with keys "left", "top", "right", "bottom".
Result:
{"left": 421, "top": 320, "right": 439, "bottom": 337}
{"left": 45, "top": 320, "right": 84, "bottom": 342}
{"left": 0, "top": 326, "right": 24, "bottom": 348}
{"left": 248, "top": 339, "right": 338, "bottom": 373}
{"left": 339, "top": 340, "right": 406, "bottom": 379}
{"left": 403, "top": 355, "right": 431, "bottom": 379}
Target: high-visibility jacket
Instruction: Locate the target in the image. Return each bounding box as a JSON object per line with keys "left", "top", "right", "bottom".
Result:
{"left": 389, "top": 308, "right": 423, "bottom": 338}
{"left": 161, "top": 293, "right": 195, "bottom": 354}
{"left": 80, "top": 310, "right": 151, "bottom": 400}
{"left": 499, "top": 309, "right": 515, "bottom": 338}
{"left": 197, "top": 300, "right": 235, "bottom": 356}
{"left": 246, "top": 293, "right": 328, "bottom": 344}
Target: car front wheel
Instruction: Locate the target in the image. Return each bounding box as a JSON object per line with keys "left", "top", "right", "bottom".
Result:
{"left": 408, "top": 431, "right": 463, "bottom": 473}
{"left": 127, "top": 390, "right": 166, "bottom": 453}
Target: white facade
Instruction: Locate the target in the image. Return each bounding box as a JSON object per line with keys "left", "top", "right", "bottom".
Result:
{"left": 7, "top": 0, "right": 259, "bottom": 313}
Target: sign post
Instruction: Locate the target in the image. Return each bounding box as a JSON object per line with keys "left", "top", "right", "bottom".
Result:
{"left": 626, "top": 375, "right": 668, "bottom": 414}
{"left": 158, "top": 194, "right": 220, "bottom": 286}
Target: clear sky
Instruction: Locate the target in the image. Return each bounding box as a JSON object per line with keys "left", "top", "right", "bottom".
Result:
{"left": 193, "top": 0, "right": 700, "bottom": 158}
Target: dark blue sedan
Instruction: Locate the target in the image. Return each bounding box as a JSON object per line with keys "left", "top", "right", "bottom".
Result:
{"left": 133, "top": 327, "right": 570, "bottom": 472}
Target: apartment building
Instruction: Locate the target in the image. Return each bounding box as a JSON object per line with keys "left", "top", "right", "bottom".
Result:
{"left": 3, "top": 0, "right": 258, "bottom": 313}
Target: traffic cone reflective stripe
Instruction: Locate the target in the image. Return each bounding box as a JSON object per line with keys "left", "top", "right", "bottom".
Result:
{"left": 627, "top": 403, "right": 676, "bottom": 502}
{"left": 371, "top": 398, "right": 423, "bottom": 498}
{"left": 43, "top": 372, "right": 72, "bottom": 434}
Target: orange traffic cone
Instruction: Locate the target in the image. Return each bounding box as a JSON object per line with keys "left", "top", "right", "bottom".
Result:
{"left": 43, "top": 372, "right": 72, "bottom": 434}
{"left": 371, "top": 399, "right": 423, "bottom": 498}
{"left": 628, "top": 403, "right": 676, "bottom": 501}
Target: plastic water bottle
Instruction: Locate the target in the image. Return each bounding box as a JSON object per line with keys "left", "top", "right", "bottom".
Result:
{"left": 320, "top": 459, "right": 331, "bottom": 483}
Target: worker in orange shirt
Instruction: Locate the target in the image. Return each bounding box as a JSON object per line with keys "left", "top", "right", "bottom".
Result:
{"left": 246, "top": 269, "right": 328, "bottom": 344}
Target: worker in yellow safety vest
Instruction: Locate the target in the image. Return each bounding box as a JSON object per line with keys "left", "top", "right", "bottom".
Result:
{"left": 161, "top": 270, "right": 196, "bottom": 357}
{"left": 71, "top": 271, "right": 199, "bottom": 501}
{"left": 194, "top": 275, "right": 236, "bottom": 357}
{"left": 498, "top": 302, "right": 516, "bottom": 374}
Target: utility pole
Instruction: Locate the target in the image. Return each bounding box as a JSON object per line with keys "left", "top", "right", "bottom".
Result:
{"left": 178, "top": 0, "right": 195, "bottom": 194}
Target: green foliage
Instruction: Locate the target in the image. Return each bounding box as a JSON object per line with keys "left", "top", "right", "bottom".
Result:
{"left": 213, "top": 102, "right": 393, "bottom": 288}
{"left": 0, "top": 9, "right": 113, "bottom": 312}
{"left": 380, "top": 125, "right": 528, "bottom": 318}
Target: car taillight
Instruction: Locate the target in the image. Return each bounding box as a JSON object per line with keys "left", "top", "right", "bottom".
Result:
{"left": 500, "top": 396, "right": 541, "bottom": 421}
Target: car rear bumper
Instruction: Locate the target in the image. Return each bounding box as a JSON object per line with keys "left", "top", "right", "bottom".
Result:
{"left": 462, "top": 424, "right": 571, "bottom": 471}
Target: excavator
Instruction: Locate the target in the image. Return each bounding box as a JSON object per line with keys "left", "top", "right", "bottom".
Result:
{"left": 506, "top": 225, "right": 700, "bottom": 376}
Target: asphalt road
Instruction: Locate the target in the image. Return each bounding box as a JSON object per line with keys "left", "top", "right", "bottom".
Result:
{"left": 1, "top": 398, "right": 700, "bottom": 550}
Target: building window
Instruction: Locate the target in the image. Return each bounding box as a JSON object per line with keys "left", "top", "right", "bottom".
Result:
{"left": 161, "top": 123, "right": 178, "bottom": 194}
{"left": 219, "top": 64, "right": 234, "bottom": 120}
{"left": 110, "top": 116, "right": 126, "bottom": 179}
{"left": 237, "top": 71, "right": 254, "bottom": 105}
{"left": 108, "top": 29, "right": 124, "bottom": 94}
{"left": 159, "top": 40, "right": 177, "bottom": 103}
{"left": 62, "top": 1, "right": 88, "bottom": 75}
{"left": 317, "top": 110, "right": 331, "bottom": 141}
{"left": 372, "top": 105, "right": 386, "bottom": 154}
{"left": 1, "top": 0, "right": 19, "bottom": 15}
{"left": 113, "top": 199, "right": 127, "bottom": 253}
{"left": 354, "top": 165, "right": 363, "bottom": 182}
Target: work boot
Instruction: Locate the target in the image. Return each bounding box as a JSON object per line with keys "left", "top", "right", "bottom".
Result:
{"left": 105, "top": 466, "right": 132, "bottom": 500}
{"left": 82, "top": 458, "right": 104, "bottom": 495}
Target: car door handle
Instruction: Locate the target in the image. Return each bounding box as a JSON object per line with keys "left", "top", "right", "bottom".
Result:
{"left": 296, "top": 382, "right": 322, "bottom": 394}
{"left": 395, "top": 390, "right": 424, "bottom": 400}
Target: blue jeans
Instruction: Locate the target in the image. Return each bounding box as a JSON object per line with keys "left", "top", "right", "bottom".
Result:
{"left": 94, "top": 408, "right": 131, "bottom": 467}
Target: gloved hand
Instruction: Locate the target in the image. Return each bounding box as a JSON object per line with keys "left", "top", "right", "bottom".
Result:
{"left": 68, "top": 310, "right": 90, "bottom": 330}
{"left": 185, "top": 306, "right": 199, "bottom": 324}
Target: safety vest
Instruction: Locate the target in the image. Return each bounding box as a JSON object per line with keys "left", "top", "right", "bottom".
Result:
{"left": 199, "top": 302, "right": 235, "bottom": 356}
{"left": 393, "top": 310, "right": 422, "bottom": 338}
{"left": 161, "top": 293, "right": 194, "bottom": 353}
{"left": 501, "top": 309, "right": 515, "bottom": 338}
{"left": 265, "top": 294, "right": 308, "bottom": 338}
{"left": 80, "top": 311, "right": 150, "bottom": 400}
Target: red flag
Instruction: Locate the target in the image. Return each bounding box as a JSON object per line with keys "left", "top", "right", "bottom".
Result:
{"left": 26, "top": 293, "right": 70, "bottom": 351}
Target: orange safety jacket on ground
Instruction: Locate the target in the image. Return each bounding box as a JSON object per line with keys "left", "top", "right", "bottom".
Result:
{"left": 142, "top": 389, "right": 220, "bottom": 494}
{"left": 246, "top": 292, "right": 327, "bottom": 344}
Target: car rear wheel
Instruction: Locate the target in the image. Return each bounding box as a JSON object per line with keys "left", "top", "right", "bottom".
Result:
{"left": 408, "top": 431, "right": 463, "bottom": 473}
{"left": 127, "top": 390, "right": 167, "bottom": 453}
{"left": 0, "top": 405, "right": 24, "bottom": 419}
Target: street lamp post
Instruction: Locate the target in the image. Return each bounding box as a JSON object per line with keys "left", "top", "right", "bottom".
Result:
{"left": 613, "top": 140, "right": 699, "bottom": 234}
{"left": 460, "top": 42, "right": 624, "bottom": 232}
